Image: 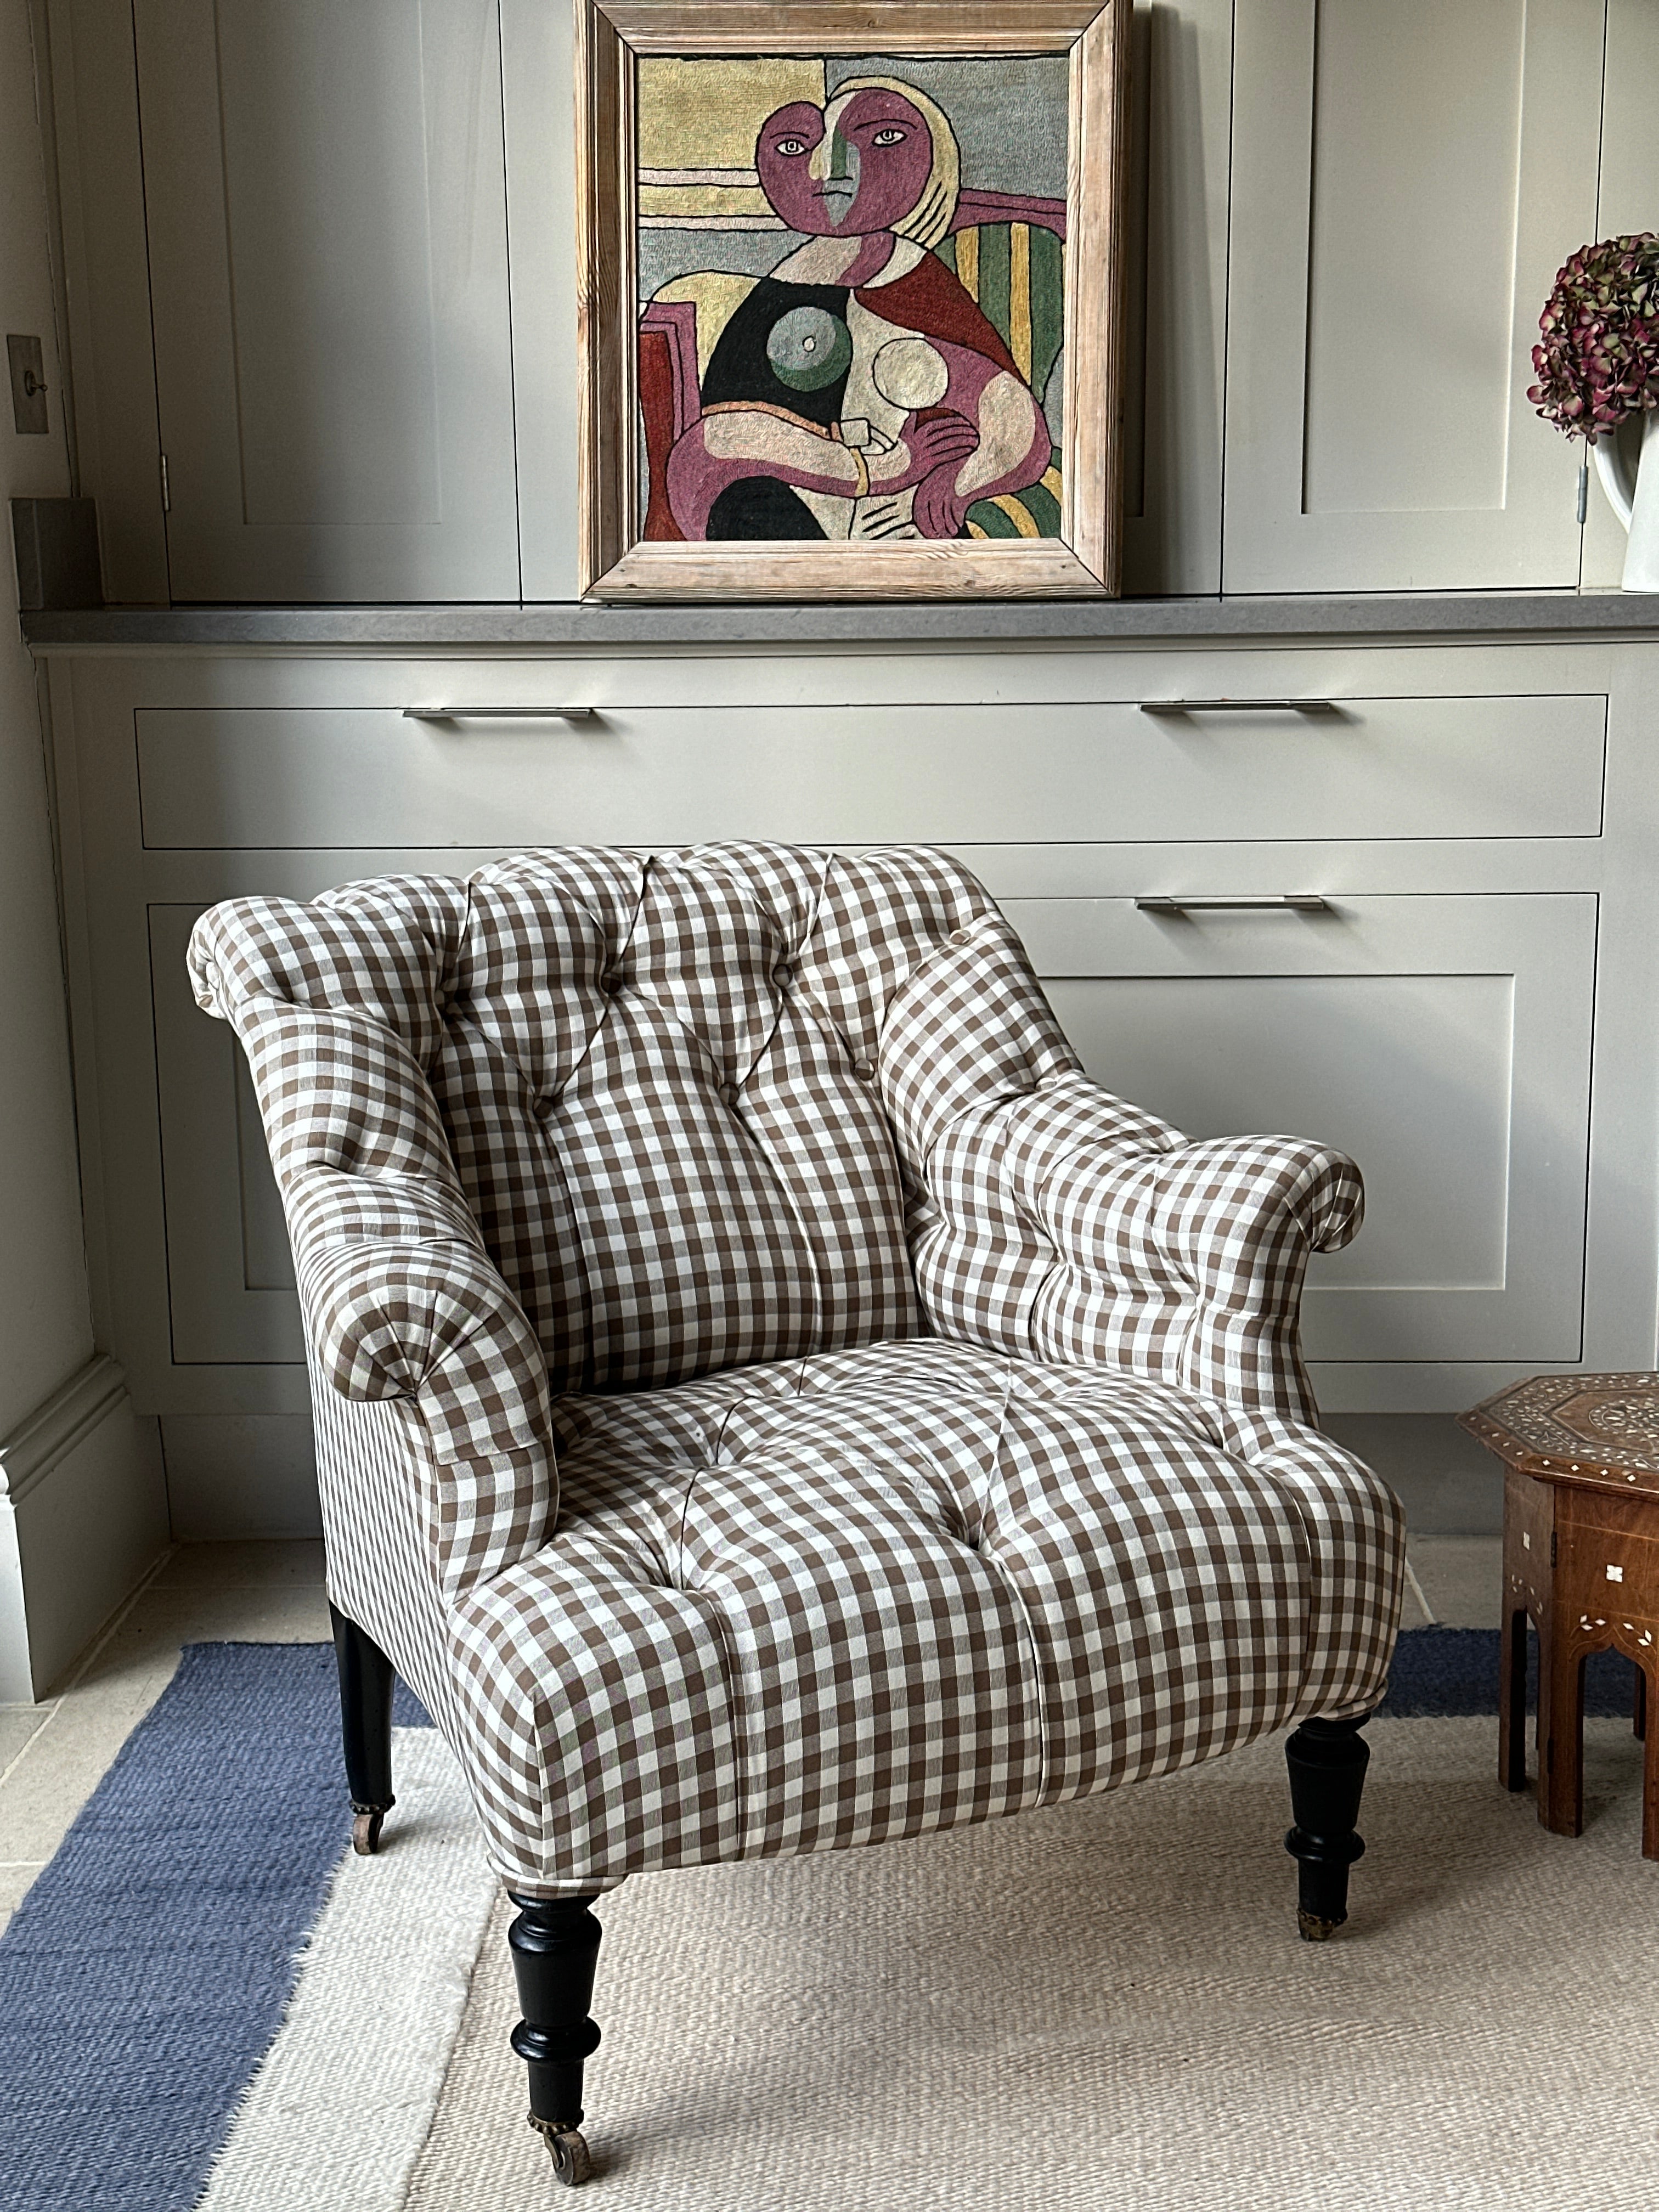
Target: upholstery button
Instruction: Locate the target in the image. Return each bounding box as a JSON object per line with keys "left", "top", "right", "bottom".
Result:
{"left": 602, "top": 968, "right": 624, "bottom": 993}
{"left": 772, "top": 962, "right": 793, "bottom": 986}
{"left": 720, "top": 1082, "right": 739, "bottom": 1107}
{"left": 853, "top": 1059, "right": 875, "bottom": 1082}
{"left": 950, "top": 927, "right": 971, "bottom": 945}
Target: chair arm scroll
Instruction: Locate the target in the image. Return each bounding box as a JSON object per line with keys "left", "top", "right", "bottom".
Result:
{"left": 919, "top": 1074, "right": 1363, "bottom": 1423}
{"left": 1143, "top": 1136, "right": 1365, "bottom": 1276}
{"left": 285, "top": 1166, "right": 560, "bottom": 1597}
{"left": 189, "top": 893, "right": 557, "bottom": 1592}
{"left": 1079, "top": 1132, "right": 1364, "bottom": 1419}
{"left": 286, "top": 1168, "right": 554, "bottom": 1465}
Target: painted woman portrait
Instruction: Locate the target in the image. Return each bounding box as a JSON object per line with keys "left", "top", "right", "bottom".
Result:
{"left": 638, "top": 59, "right": 1068, "bottom": 545}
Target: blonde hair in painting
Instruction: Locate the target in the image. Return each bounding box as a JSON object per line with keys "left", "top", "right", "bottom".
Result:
{"left": 832, "top": 76, "right": 961, "bottom": 250}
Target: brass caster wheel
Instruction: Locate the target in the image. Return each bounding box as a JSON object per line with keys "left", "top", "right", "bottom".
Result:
{"left": 539, "top": 2125, "right": 592, "bottom": 2187}
{"left": 352, "top": 1806, "right": 387, "bottom": 1855}
{"left": 1296, "top": 1907, "right": 1344, "bottom": 1943}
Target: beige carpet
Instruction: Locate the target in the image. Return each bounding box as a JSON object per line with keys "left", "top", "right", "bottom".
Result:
{"left": 407, "top": 1719, "right": 1658, "bottom": 2210}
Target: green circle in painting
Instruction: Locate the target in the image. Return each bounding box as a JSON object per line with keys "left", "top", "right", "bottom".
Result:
{"left": 765, "top": 306, "right": 853, "bottom": 392}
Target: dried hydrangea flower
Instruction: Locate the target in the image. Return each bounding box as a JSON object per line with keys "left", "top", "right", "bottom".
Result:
{"left": 1530, "top": 233, "right": 1659, "bottom": 443}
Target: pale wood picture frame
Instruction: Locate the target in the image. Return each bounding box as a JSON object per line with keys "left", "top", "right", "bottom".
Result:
{"left": 575, "top": 0, "right": 1131, "bottom": 600}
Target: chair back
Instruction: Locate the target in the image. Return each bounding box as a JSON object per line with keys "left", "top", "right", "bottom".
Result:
{"left": 193, "top": 844, "right": 1077, "bottom": 1397}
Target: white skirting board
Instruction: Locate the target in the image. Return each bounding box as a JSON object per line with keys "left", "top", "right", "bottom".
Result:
{"left": 0, "top": 1355, "right": 170, "bottom": 1700}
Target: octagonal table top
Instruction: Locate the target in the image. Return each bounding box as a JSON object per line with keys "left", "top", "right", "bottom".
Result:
{"left": 1460, "top": 1373, "right": 1659, "bottom": 1497}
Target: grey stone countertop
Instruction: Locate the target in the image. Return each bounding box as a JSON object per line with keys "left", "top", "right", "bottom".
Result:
{"left": 20, "top": 590, "right": 1659, "bottom": 650}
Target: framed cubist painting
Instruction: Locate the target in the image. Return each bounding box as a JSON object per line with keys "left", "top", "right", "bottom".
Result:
{"left": 575, "top": 0, "right": 1131, "bottom": 599}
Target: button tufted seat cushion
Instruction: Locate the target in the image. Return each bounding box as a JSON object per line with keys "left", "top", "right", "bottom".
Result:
{"left": 190, "top": 842, "right": 1403, "bottom": 1897}
{"left": 448, "top": 1340, "right": 1399, "bottom": 1888}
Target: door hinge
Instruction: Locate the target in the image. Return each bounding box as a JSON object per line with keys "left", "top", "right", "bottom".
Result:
{"left": 160, "top": 452, "right": 171, "bottom": 512}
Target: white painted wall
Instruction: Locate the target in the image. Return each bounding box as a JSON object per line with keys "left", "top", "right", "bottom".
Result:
{"left": 0, "top": 0, "right": 89, "bottom": 1419}
{"left": 0, "top": 0, "right": 167, "bottom": 1696}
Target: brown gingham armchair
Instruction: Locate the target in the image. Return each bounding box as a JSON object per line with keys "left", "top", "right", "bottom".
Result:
{"left": 189, "top": 844, "right": 1404, "bottom": 2188}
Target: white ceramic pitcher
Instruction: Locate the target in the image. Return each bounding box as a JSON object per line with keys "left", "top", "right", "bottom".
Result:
{"left": 1593, "top": 409, "right": 1659, "bottom": 591}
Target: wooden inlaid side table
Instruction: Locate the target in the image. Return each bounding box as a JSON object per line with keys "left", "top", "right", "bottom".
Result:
{"left": 1461, "top": 1374, "right": 1659, "bottom": 1860}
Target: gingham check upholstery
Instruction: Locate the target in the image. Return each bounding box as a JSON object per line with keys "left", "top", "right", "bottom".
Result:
{"left": 190, "top": 845, "right": 1403, "bottom": 1894}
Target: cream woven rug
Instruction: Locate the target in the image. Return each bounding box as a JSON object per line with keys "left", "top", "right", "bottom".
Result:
{"left": 403, "top": 1718, "right": 1657, "bottom": 2211}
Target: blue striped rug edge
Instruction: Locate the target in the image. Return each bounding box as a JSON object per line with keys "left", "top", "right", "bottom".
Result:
{"left": 1378, "top": 1623, "right": 1639, "bottom": 1718}
{"left": 0, "top": 1643, "right": 430, "bottom": 2212}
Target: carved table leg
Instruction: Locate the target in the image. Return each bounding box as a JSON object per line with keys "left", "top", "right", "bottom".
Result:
{"left": 1284, "top": 1714, "right": 1370, "bottom": 1941}
{"left": 1642, "top": 1666, "right": 1659, "bottom": 1861}
{"left": 509, "top": 1893, "right": 603, "bottom": 2186}
{"left": 1533, "top": 1611, "right": 1552, "bottom": 1778}
{"left": 1501, "top": 1467, "right": 1554, "bottom": 1792}
{"left": 1541, "top": 1643, "right": 1585, "bottom": 1838}
{"left": 1499, "top": 1604, "right": 1529, "bottom": 1793}
{"left": 330, "top": 1602, "right": 395, "bottom": 1854}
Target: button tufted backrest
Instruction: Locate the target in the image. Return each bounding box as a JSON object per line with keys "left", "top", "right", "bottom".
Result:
{"left": 195, "top": 844, "right": 1082, "bottom": 1398}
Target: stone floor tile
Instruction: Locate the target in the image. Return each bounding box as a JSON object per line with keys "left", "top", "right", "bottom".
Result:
{"left": 0, "top": 1705, "right": 56, "bottom": 1776}
{"left": 151, "top": 1539, "right": 327, "bottom": 1590}
{"left": 0, "top": 1859, "right": 45, "bottom": 1922}
{"left": 1399, "top": 1564, "right": 1435, "bottom": 1629}
{"left": 1408, "top": 1535, "right": 1503, "bottom": 1630}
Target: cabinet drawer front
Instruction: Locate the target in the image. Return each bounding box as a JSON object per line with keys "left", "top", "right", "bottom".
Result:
{"left": 136, "top": 693, "right": 1606, "bottom": 850}
{"left": 1007, "top": 891, "right": 1594, "bottom": 1365}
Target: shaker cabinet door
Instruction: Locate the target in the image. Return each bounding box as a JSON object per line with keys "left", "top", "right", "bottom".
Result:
{"left": 149, "top": 905, "right": 304, "bottom": 1365}
{"left": 1008, "top": 893, "right": 1597, "bottom": 1370}
{"left": 1222, "top": 0, "right": 1604, "bottom": 592}
{"left": 132, "top": 0, "right": 520, "bottom": 603}
{"left": 1117, "top": 0, "right": 1234, "bottom": 595}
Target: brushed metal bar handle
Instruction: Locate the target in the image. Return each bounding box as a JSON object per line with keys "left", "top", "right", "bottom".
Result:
{"left": 1138, "top": 697, "right": 1335, "bottom": 714}
{"left": 402, "top": 706, "right": 597, "bottom": 721}
{"left": 1136, "top": 895, "right": 1330, "bottom": 914}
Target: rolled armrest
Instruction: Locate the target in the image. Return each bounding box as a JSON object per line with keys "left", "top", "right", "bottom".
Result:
{"left": 287, "top": 1170, "right": 557, "bottom": 1601}
{"left": 1059, "top": 1131, "right": 1363, "bottom": 1419}
{"left": 1137, "top": 1134, "right": 1364, "bottom": 1273}
{"left": 286, "top": 1167, "right": 553, "bottom": 1463}
{"left": 916, "top": 1077, "right": 1363, "bottom": 1423}
{"left": 189, "top": 891, "right": 557, "bottom": 1595}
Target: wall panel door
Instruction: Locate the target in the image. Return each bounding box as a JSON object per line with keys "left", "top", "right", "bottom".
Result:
{"left": 1119, "top": 0, "right": 1234, "bottom": 595}
{"left": 149, "top": 906, "right": 303, "bottom": 1365}
{"left": 1222, "top": 0, "right": 1604, "bottom": 592}
{"left": 1009, "top": 894, "right": 1596, "bottom": 1366}
{"left": 1579, "top": 0, "right": 1659, "bottom": 591}
{"left": 132, "top": 0, "right": 520, "bottom": 602}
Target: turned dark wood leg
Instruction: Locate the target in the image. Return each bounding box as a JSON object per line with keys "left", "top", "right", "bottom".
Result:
{"left": 509, "top": 1893, "right": 603, "bottom": 2187}
{"left": 330, "top": 1602, "right": 395, "bottom": 1855}
{"left": 1284, "top": 1714, "right": 1370, "bottom": 1941}
{"left": 1499, "top": 1607, "right": 1530, "bottom": 1792}
{"left": 1635, "top": 1663, "right": 1647, "bottom": 1743}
